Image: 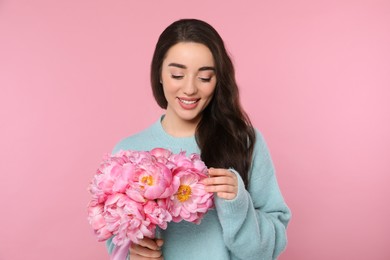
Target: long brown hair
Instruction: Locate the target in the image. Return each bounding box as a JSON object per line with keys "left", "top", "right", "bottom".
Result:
{"left": 150, "top": 19, "right": 256, "bottom": 187}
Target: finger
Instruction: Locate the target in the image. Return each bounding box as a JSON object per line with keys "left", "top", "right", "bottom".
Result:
{"left": 204, "top": 176, "right": 236, "bottom": 186}
{"left": 129, "top": 252, "right": 164, "bottom": 260}
{"left": 216, "top": 191, "right": 237, "bottom": 200}
{"left": 130, "top": 243, "right": 163, "bottom": 258}
{"left": 208, "top": 168, "right": 235, "bottom": 177}
{"left": 137, "top": 238, "right": 160, "bottom": 250}
{"left": 156, "top": 239, "right": 164, "bottom": 248}
{"left": 205, "top": 184, "right": 236, "bottom": 193}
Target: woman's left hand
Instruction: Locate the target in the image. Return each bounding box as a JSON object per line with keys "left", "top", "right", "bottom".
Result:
{"left": 203, "top": 168, "right": 238, "bottom": 200}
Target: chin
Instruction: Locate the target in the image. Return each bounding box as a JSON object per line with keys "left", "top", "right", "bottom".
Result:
{"left": 178, "top": 112, "right": 202, "bottom": 122}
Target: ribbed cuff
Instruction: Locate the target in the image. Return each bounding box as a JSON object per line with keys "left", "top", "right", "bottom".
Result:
{"left": 214, "top": 168, "right": 249, "bottom": 219}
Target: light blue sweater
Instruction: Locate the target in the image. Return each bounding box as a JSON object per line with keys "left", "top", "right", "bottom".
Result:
{"left": 106, "top": 116, "right": 291, "bottom": 260}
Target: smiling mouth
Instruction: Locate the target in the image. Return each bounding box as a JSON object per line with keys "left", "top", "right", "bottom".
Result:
{"left": 178, "top": 98, "right": 200, "bottom": 105}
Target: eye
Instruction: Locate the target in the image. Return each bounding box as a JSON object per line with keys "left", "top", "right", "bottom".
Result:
{"left": 199, "top": 77, "right": 212, "bottom": 83}
{"left": 171, "top": 75, "right": 184, "bottom": 80}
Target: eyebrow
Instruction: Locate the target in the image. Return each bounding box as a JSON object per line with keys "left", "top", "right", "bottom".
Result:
{"left": 168, "top": 63, "right": 215, "bottom": 71}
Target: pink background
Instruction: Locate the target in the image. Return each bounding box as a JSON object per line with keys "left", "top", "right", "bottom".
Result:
{"left": 1, "top": 0, "right": 389, "bottom": 259}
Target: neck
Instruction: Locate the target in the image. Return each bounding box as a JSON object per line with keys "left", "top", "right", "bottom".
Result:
{"left": 161, "top": 114, "right": 199, "bottom": 137}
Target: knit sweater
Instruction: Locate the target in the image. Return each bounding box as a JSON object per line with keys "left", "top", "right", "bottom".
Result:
{"left": 106, "top": 116, "right": 291, "bottom": 260}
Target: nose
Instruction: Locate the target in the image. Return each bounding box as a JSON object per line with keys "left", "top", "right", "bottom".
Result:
{"left": 183, "top": 77, "right": 198, "bottom": 96}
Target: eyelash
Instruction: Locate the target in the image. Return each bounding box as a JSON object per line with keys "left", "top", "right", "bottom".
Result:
{"left": 171, "top": 75, "right": 184, "bottom": 79}
{"left": 171, "top": 75, "right": 212, "bottom": 82}
{"left": 200, "top": 77, "right": 211, "bottom": 82}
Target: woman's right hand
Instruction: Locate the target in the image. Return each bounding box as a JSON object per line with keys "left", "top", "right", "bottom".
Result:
{"left": 129, "top": 238, "right": 164, "bottom": 259}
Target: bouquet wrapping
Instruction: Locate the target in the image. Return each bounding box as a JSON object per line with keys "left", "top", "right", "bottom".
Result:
{"left": 87, "top": 148, "right": 214, "bottom": 260}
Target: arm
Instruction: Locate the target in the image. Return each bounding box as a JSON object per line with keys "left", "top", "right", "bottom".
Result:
{"left": 206, "top": 131, "right": 291, "bottom": 260}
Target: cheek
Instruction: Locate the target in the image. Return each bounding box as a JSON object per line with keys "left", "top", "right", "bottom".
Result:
{"left": 162, "top": 79, "right": 181, "bottom": 99}
{"left": 164, "top": 82, "right": 180, "bottom": 93}
{"left": 204, "top": 83, "right": 217, "bottom": 98}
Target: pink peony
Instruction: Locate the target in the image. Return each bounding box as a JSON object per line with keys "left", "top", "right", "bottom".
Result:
{"left": 88, "top": 201, "right": 112, "bottom": 241}
{"left": 104, "top": 193, "right": 154, "bottom": 245}
{"left": 150, "top": 148, "right": 178, "bottom": 170}
{"left": 127, "top": 159, "right": 178, "bottom": 202}
{"left": 89, "top": 153, "right": 137, "bottom": 203}
{"left": 167, "top": 167, "right": 214, "bottom": 224}
{"left": 89, "top": 163, "right": 117, "bottom": 203}
{"left": 144, "top": 200, "right": 172, "bottom": 230}
{"left": 169, "top": 151, "right": 208, "bottom": 174}
{"left": 150, "top": 148, "right": 172, "bottom": 161}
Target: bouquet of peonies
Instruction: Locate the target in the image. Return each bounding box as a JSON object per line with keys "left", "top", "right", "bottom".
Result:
{"left": 87, "top": 148, "right": 214, "bottom": 260}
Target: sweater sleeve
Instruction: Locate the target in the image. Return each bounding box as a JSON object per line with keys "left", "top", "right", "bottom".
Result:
{"left": 214, "top": 131, "right": 291, "bottom": 260}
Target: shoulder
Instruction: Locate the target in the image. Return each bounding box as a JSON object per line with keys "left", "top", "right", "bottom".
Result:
{"left": 112, "top": 119, "right": 160, "bottom": 154}
{"left": 253, "top": 128, "right": 269, "bottom": 153}
{"left": 248, "top": 128, "right": 275, "bottom": 179}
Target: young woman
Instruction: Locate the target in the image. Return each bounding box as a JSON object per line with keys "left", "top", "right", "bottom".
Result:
{"left": 106, "top": 19, "right": 291, "bottom": 260}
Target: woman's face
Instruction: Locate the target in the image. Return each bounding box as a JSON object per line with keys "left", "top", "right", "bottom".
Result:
{"left": 161, "top": 42, "right": 217, "bottom": 127}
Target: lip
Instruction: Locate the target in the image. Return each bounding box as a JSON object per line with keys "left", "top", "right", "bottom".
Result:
{"left": 177, "top": 97, "right": 200, "bottom": 110}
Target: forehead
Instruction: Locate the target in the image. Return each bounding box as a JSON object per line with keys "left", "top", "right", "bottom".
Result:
{"left": 163, "top": 42, "right": 215, "bottom": 67}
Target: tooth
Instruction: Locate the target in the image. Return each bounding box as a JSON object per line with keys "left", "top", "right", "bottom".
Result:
{"left": 180, "top": 99, "right": 196, "bottom": 104}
